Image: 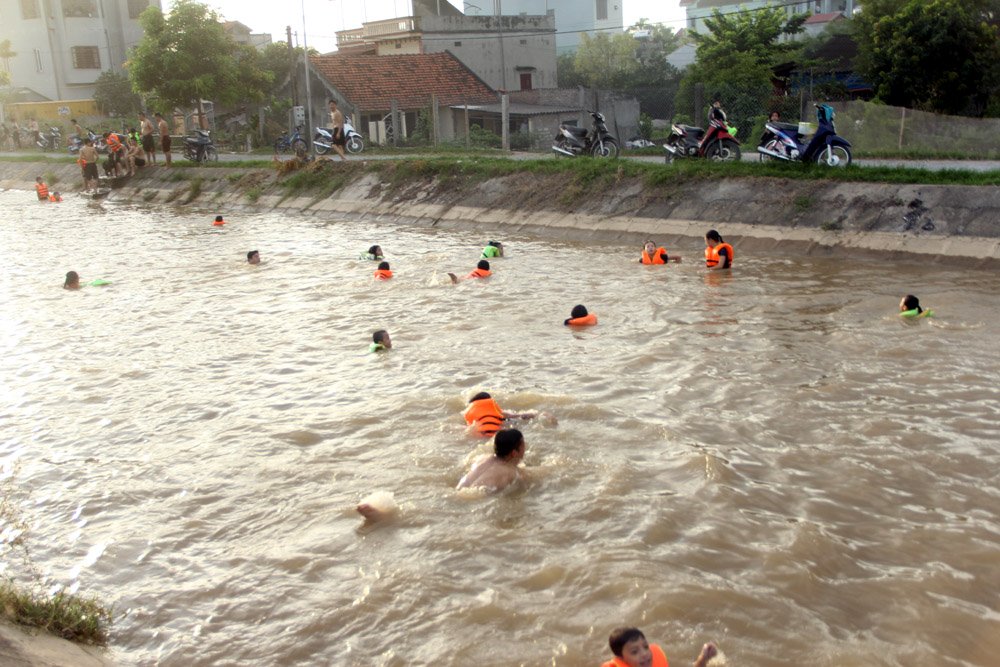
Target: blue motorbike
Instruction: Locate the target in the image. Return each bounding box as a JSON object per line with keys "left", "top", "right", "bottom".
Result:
{"left": 757, "top": 104, "right": 852, "bottom": 167}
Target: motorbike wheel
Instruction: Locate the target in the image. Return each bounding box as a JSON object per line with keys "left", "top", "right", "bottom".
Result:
{"left": 708, "top": 139, "right": 741, "bottom": 162}
{"left": 346, "top": 135, "right": 364, "bottom": 154}
{"left": 313, "top": 141, "right": 330, "bottom": 156}
{"left": 205, "top": 146, "right": 218, "bottom": 162}
{"left": 591, "top": 139, "right": 619, "bottom": 159}
{"left": 292, "top": 139, "right": 308, "bottom": 159}
{"left": 759, "top": 139, "right": 781, "bottom": 162}
{"left": 816, "top": 145, "right": 851, "bottom": 168}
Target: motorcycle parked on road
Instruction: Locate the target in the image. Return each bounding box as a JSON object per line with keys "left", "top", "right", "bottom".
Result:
{"left": 275, "top": 125, "right": 308, "bottom": 157}
{"left": 756, "top": 104, "right": 852, "bottom": 167}
{"left": 183, "top": 129, "right": 217, "bottom": 163}
{"left": 36, "top": 126, "right": 62, "bottom": 151}
{"left": 663, "top": 118, "right": 741, "bottom": 162}
{"left": 552, "top": 111, "right": 619, "bottom": 158}
{"left": 313, "top": 120, "right": 364, "bottom": 155}
{"left": 69, "top": 129, "right": 106, "bottom": 155}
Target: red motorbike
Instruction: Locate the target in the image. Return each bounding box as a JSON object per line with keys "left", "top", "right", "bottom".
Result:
{"left": 662, "top": 118, "right": 741, "bottom": 163}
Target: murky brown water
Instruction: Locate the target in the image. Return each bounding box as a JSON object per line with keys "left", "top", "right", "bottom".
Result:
{"left": 1, "top": 188, "right": 998, "bottom": 667}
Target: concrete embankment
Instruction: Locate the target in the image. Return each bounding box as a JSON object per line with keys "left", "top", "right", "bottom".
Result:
{"left": 0, "top": 621, "right": 114, "bottom": 667}
{"left": 2, "top": 159, "right": 1000, "bottom": 266}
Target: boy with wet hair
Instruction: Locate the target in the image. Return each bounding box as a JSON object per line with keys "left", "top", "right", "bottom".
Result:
{"left": 603, "top": 627, "right": 717, "bottom": 667}
{"left": 247, "top": 250, "right": 260, "bottom": 265}
{"left": 370, "top": 330, "right": 392, "bottom": 352}
{"left": 456, "top": 428, "right": 527, "bottom": 492}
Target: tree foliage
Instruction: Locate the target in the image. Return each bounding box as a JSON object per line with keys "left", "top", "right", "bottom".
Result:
{"left": 677, "top": 7, "right": 805, "bottom": 131}
{"left": 93, "top": 70, "right": 142, "bottom": 117}
{"left": 127, "top": 0, "right": 271, "bottom": 113}
{"left": 0, "top": 39, "right": 15, "bottom": 86}
{"left": 854, "top": 0, "right": 1000, "bottom": 116}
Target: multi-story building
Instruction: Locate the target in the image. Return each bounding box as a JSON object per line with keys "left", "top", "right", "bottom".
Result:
{"left": 0, "top": 0, "right": 161, "bottom": 102}
{"left": 681, "top": 0, "right": 856, "bottom": 35}
{"left": 463, "top": 0, "right": 623, "bottom": 54}
{"left": 336, "top": 0, "right": 557, "bottom": 91}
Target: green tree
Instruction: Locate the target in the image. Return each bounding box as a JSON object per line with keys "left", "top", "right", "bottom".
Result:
{"left": 573, "top": 32, "right": 640, "bottom": 90}
{"left": 854, "top": 0, "right": 1000, "bottom": 116}
{"left": 127, "top": 0, "right": 271, "bottom": 125}
{"left": 677, "top": 7, "right": 805, "bottom": 134}
{"left": 556, "top": 52, "right": 585, "bottom": 88}
{"left": 93, "top": 70, "right": 142, "bottom": 117}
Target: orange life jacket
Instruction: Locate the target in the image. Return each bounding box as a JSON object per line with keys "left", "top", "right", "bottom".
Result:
{"left": 48, "top": 193, "right": 61, "bottom": 202}
{"left": 601, "top": 644, "right": 669, "bottom": 667}
{"left": 467, "top": 268, "right": 492, "bottom": 279}
{"left": 641, "top": 247, "right": 667, "bottom": 264}
{"left": 77, "top": 156, "right": 87, "bottom": 167}
{"left": 463, "top": 397, "right": 505, "bottom": 436}
{"left": 374, "top": 269, "right": 393, "bottom": 280}
{"left": 566, "top": 313, "right": 597, "bottom": 326}
{"left": 35, "top": 182, "right": 49, "bottom": 199}
{"left": 106, "top": 134, "right": 123, "bottom": 153}
{"left": 213, "top": 219, "right": 225, "bottom": 226}
{"left": 705, "top": 242, "right": 734, "bottom": 268}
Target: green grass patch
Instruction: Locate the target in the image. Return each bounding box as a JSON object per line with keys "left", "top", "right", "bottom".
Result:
{"left": 246, "top": 186, "right": 262, "bottom": 203}
{"left": 0, "top": 155, "right": 79, "bottom": 165}
{"left": 182, "top": 177, "right": 203, "bottom": 203}
{"left": 43, "top": 170, "right": 58, "bottom": 186}
{"left": 0, "top": 583, "right": 113, "bottom": 645}
{"left": 794, "top": 195, "right": 813, "bottom": 212}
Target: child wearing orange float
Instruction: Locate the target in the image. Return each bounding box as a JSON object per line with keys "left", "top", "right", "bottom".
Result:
{"left": 463, "top": 391, "right": 536, "bottom": 437}
{"left": 213, "top": 215, "right": 225, "bottom": 226}
{"left": 601, "top": 627, "right": 718, "bottom": 667}
{"left": 564, "top": 304, "right": 597, "bottom": 326}
{"left": 640, "top": 240, "right": 681, "bottom": 265}
{"left": 374, "top": 261, "right": 393, "bottom": 280}
{"left": 448, "top": 259, "right": 491, "bottom": 283}
{"left": 704, "top": 230, "right": 733, "bottom": 270}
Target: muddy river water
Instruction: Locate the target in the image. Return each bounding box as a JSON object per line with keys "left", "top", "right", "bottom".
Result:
{"left": 1, "top": 189, "right": 998, "bottom": 666}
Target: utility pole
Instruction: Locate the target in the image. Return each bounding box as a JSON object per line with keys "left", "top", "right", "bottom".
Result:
{"left": 287, "top": 25, "right": 297, "bottom": 106}
{"left": 496, "top": 0, "right": 506, "bottom": 91}
{"left": 301, "top": 0, "right": 314, "bottom": 145}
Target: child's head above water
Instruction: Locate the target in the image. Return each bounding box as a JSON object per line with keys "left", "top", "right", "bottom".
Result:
{"left": 64, "top": 271, "right": 80, "bottom": 289}
{"left": 477, "top": 259, "right": 490, "bottom": 271}
{"left": 493, "top": 428, "right": 524, "bottom": 460}
{"left": 469, "top": 391, "right": 492, "bottom": 403}
{"left": 609, "top": 627, "right": 651, "bottom": 666}
{"left": 372, "top": 329, "right": 391, "bottom": 349}
{"left": 570, "top": 304, "right": 589, "bottom": 319}
{"left": 368, "top": 245, "right": 382, "bottom": 256}
{"left": 377, "top": 261, "right": 390, "bottom": 271}
{"left": 900, "top": 294, "right": 922, "bottom": 313}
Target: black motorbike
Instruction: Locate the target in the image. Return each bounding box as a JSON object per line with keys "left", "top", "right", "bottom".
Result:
{"left": 552, "top": 111, "right": 619, "bottom": 158}
{"left": 183, "top": 129, "right": 218, "bottom": 163}
{"left": 36, "top": 126, "right": 62, "bottom": 151}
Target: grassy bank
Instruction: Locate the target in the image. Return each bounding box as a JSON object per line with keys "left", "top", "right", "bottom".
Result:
{"left": 0, "top": 473, "right": 113, "bottom": 645}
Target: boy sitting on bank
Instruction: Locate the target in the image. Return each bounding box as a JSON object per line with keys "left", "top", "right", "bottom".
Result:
{"left": 602, "top": 627, "right": 718, "bottom": 667}
{"left": 457, "top": 428, "right": 528, "bottom": 493}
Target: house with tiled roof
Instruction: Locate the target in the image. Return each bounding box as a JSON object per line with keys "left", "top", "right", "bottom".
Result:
{"left": 307, "top": 51, "right": 499, "bottom": 143}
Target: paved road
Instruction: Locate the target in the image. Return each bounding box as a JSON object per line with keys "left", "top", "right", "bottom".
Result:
{"left": 5, "top": 149, "right": 1000, "bottom": 172}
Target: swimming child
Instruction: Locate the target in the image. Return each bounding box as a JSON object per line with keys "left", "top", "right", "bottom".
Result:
{"left": 704, "top": 229, "right": 733, "bottom": 270}
{"left": 35, "top": 176, "right": 49, "bottom": 201}
{"left": 448, "top": 259, "right": 491, "bottom": 283}
{"left": 640, "top": 240, "right": 681, "bottom": 264}
{"left": 213, "top": 215, "right": 225, "bottom": 226}
{"left": 481, "top": 240, "right": 504, "bottom": 259}
{"left": 247, "top": 250, "right": 260, "bottom": 265}
{"left": 900, "top": 294, "right": 933, "bottom": 318}
{"left": 48, "top": 191, "right": 62, "bottom": 202}
{"left": 463, "top": 391, "right": 536, "bottom": 436}
{"left": 374, "top": 261, "right": 393, "bottom": 280}
{"left": 564, "top": 304, "right": 597, "bottom": 326}
{"left": 369, "top": 330, "right": 392, "bottom": 352}
{"left": 456, "top": 428, "right": 528, "bottom": 493}
{"left": 360, "top": 245, "right": 384, "bottom": 261}
{"left": 63, "top": 271, "right": 80, "bottom": 290}
{"left": 601, "top": 627, "right": 718, "bottom": 667}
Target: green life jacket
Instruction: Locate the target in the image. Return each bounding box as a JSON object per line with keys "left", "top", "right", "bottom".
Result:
{"left": 369, "top": 342, "right": 386, "bottom": 353}
{"left": 481, "top": 245, "right": 501, "bottom": 259}
{"left": 900, "top": 308, "right": 932, "bottom": 318}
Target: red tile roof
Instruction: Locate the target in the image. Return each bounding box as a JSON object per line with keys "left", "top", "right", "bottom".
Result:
{"left": 805, "top": 12, "right": 844, "bottom": 24}
{"left": 310, "top": 52, "right": 498, "bottom": 112}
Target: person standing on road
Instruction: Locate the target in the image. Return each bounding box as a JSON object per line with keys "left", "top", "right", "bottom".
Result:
{"left": 327, "top": 99, "right": 347, "bottom": 161}
{"left": 155, "top": 113, "right": 172, "bottom": 167}
{"left": 139, "top": 112, "right": 156, "bottom": 165}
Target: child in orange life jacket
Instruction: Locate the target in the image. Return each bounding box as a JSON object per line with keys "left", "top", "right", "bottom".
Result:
{"left": 48, "top": 191, "right": 62, "bottom": 202}
{"left": 374, "top": 261, "right": 393, "bottom": 280}
{"left": 213, "top": 215, "right": 225, "bottom": 226}
{"left": 640, "top": 240, "right": 681, "bottom": 264}
{"left": 449, "top": 259, "right": 491, "bottom": 283}
{"left": 35, "top": 176, "right": 49, "bottom": 201}
{"left": 564, "top": 304, "right": 597, "bottom": 326}
{"left": 704, "top": 229, "right": 734, "bottom": 270}
{"left": 602, "top": 627, "right": 718, "bottom": 667}
{"left": 463, "top": 391, "right": 536, "bottom": 437}
{"left": 456, "top": 428, "right": 528, "bottom": 493}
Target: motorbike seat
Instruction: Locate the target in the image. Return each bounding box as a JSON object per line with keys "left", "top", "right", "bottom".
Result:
{"left": 680, "top": 125, "right": 705, "bottom": 138}
{"left": 561, "top": 125, "right": 588, "bottom": 137}
{"left": 772, "top": 122, "right": 800, "bottom": 133}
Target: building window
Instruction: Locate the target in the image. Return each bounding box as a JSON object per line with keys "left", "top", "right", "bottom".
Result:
{"left": 33, "top": 48, "right": 42, "bottom": 72}
{"left": 21, "top": 0, "right": 40, "bottom": 19}
{"left": 519, "top": 39, "right": 527, "bottom": 45}
{"left": 454, "top": 41, "right": 461, "bottom": 46}
{"left": 519, "top": 72, "right": 532, "bottom": 90}
{"left": 395, "top": 41, "right": 402, "bottom": 49}
{"left": 63, "top": 0, "right": 98, "bottom": 18}
{"left": 127, "top": 0, "right": 148, "bottom": 19}
{"left": 596, "top": 0, "right": 607, "bottom": 21}
{"left": 71, "top": 45, "right": 101, "bottom": 69}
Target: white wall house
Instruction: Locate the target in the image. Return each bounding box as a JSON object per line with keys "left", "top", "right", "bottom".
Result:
{"left": 681, "top": 0, "right": 855, "bottom": 36}
{"left": 0, "top": 0, "right": 160, "bottom": 101}
{"left": 463, "top": 0, "right": 623, "bottom": 54}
